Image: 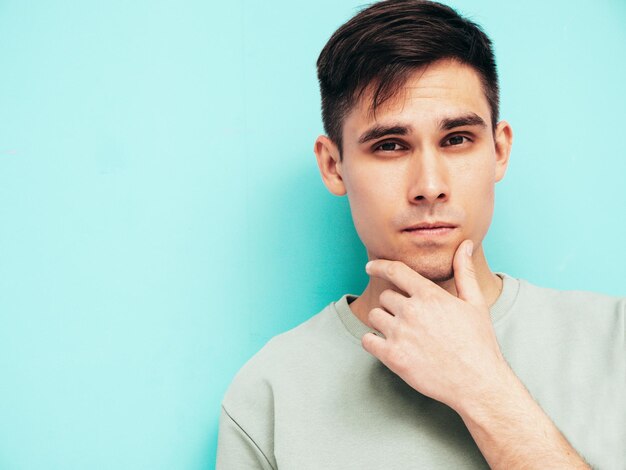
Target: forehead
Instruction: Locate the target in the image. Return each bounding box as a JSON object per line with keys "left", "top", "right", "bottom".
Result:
{"left": 343, "top": 59, "right": 491, "bottom": 135}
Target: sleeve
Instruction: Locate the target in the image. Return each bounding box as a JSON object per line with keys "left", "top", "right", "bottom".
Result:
{"left": 216, "top": 406, "right": 276, "bottom": 470}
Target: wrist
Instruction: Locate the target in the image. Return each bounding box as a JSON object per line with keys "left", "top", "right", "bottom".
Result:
{"left": 454, "top": 359, "right": 521, "bottom": 421}
{"left": 453, "top": 361, "right": 591, "bottom": 469}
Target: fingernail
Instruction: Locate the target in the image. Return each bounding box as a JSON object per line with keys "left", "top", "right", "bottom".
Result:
{"left": 365, "top": 261, "right": 372, "bottom": 272}
{"left": 466, "top": 241, "right": 473, "bottom": 257}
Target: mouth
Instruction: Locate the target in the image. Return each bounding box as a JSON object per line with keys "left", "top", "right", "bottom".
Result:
{"left": 402, "top": 222, "right": 457, "bottom": 236}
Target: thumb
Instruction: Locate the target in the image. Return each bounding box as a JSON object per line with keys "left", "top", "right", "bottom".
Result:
{"left": 453, "top": 240, "right": 484, "bottom": 307}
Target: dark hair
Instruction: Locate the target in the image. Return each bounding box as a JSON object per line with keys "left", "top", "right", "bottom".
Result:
{"left": 316, "top": 0, "right": 499, "bottom": 155}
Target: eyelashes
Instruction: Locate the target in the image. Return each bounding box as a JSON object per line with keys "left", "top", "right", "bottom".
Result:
{"left": 442, "top": 135, "right": 472, "bottom": 147}
{"left": 372, "top": 134, "right": 474, "bottom": 153}
{"left": 374, "top": 141, "right": 407, "bottom": 152}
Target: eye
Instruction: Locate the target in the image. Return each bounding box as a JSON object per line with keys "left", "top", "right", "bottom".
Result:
{"left": 374, "top": 141, "right": 406, "bottom": 152}
{"left": 442, "top": 134, "right": 471, "bottom": 147}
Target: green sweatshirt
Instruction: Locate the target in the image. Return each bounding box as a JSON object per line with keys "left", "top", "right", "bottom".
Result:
{"left": 217, "top": 275, "right": 625, "bottom": 469}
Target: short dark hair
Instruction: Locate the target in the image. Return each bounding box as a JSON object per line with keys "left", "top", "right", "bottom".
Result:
{"left": 316, "top": 0, "right": 499, "bottom": 155}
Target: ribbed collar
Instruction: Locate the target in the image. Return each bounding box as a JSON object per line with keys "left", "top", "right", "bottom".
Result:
{"left": 333, "top": 273, "right": 520, "bottom": 342}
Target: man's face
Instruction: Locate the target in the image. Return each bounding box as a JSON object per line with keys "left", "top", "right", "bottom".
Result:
{"left": 318, "top": 59, "right": 511, "bottom": 283}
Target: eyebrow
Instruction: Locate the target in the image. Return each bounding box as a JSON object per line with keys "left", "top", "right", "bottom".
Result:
{"left": 358, "top": 124, "right": 412, "bottom": 144}
{"left": 439, "top": 113, "right": 487, "bottom": 130}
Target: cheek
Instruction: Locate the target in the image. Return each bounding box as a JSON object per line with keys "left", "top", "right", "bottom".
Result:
{"left": 478, "top": 185, "right": 495, "bottom": 228}
{"left": 343, "top": 165, "right": 400, "bottom": 247}
{"left": 462, "top": 167, "right": 496, "bottom": 237}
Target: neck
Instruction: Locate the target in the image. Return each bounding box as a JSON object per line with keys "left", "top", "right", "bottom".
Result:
{"left": 349, "top": 245, "right": 502, "bottom": 329}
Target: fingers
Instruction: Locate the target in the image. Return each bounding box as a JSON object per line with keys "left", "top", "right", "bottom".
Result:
{"left": 379, "top": 288, "right": 406, "bottom": 314}
{"left": 368, "top": 307, "right": 395, "bottom": 337}
{"left": 366, "top": 259, "right": 429, "bottom": 296}
{"left": 453, "top": 240, "right": 485, "bottom": 307}
{"left": 361, "top": 331, "right": 387, "bottom": 359}
{"left": 364, "top": 306, "right": 399, "bottom": 359}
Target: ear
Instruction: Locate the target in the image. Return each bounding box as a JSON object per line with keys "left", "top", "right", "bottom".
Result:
{"left": 494, "top": 120, "right": 513, "bottom": 182}
{"left": 314, "top": 135, "right": 346, "bottom": 196}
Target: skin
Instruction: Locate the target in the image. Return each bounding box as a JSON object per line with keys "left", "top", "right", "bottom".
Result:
{"left": 314, "top": 59, "right": 589, "bottom": 469}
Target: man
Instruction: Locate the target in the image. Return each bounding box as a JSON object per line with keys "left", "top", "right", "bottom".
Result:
{"left": 216, "top": 1, "right": 625, "bottom": 468}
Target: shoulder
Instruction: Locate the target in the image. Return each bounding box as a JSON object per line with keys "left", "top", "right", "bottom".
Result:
{"left": 516, "top": 277, "right": 624, "bottom": 313}
{"left": 512, "top": 276, "right": 625, "bottom": 337}
{"left": 219, "top": 300, "right": 347, "bottom": 458}
{"left": 221, "top": 300, "right": 344, "bottom": 413}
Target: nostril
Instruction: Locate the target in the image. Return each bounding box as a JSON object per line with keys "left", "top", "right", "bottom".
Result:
{"left": 413, "top": 193, "right": 447, "bottom": 202}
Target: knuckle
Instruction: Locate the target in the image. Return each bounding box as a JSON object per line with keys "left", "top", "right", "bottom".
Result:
{"left": 387, "top": 348, "right": 406, "bottom": 371}
{"left": 385, "top": 262, "right": 398, "bottom": 278}
{"left": 379, "top": 289, "right": 393, "bottom": 304}
{"left": 466, "top": 264, "right": 478, "bottom": 280}
{"left": 368, "top": 308, "right": 381, "bottom": 324}
{"left": 404, "top": 301, "right": 419, "bottom": 316}
{"left": 423, "top": 286, "right": 438, "bottom": 302}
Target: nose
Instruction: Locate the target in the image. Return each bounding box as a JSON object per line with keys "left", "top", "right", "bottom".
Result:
{"left": 407, "top": 149, "right": 450, "bottom": 204}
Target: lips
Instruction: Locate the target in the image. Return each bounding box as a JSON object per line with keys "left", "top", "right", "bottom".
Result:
{"left": 403, "top": 222, "right": 457, "bottom": 231}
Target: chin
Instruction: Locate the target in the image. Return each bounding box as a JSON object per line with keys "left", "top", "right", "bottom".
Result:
{"left": 412, "top": 264, "right": 454, "bottom": 283}
{"left": 367, "top": 241, "right": 458, "bottom": 284}
{"left": 400, "top": 252, "right": 455, "bottom": 284}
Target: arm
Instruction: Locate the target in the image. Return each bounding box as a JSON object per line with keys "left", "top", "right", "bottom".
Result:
{"left": 456, "top": 358, "right": 590, "bottom": 469}
{"left": 362, "top": 240, "right": 590, "bottom": 469}
{"left": 216, "top": 406, "right": 276, "bottom": 470}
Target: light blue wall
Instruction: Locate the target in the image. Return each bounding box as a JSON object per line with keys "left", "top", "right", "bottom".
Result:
{"left": 0, "top": 1, "right": 624, "bottom": 468}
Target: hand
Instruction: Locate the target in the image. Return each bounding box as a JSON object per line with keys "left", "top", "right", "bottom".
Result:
{"left": 362, "top": 240, "right": 508, "bottom": 411}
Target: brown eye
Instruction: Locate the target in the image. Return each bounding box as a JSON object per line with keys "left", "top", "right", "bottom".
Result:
{"left": 443, "top": 135, "right": 469, "bottom": 146}
{"left": 376, "top": 142, "right": 401, "bottom": 151}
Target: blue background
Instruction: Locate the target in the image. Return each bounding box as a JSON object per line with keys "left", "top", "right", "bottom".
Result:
{"left": 0, "top": 1, "right": 624, "bottom": 468}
